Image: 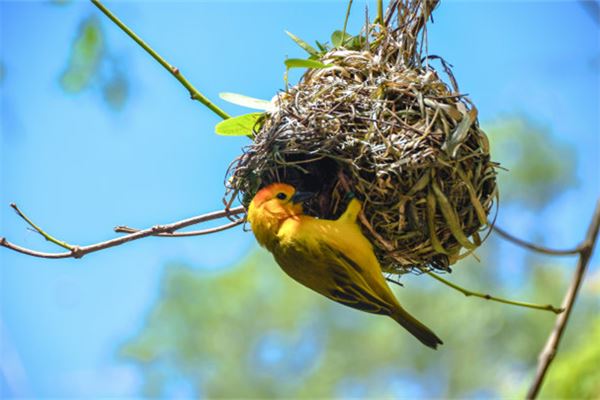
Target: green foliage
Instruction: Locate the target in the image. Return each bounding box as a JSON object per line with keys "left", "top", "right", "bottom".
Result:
{"left": 280, "top": 28, "right": 364, "bottom": 93}
{"left": 331, "top": 30, "right": 365, "bottom": 50}
{"left": 214, "top": 113, "right": 263, "bottom": 137}
{"left": 286, "top": 29, "right": 366, "bottom": 58}
{"left": 121, "top": 253, "right": 322, "bottom": 397}
{"left": 485, "top": 117, "right": 576, "bottom": 208}
{"left": 101, "top": 67, "right": 128, "bottom": 110}
{"left": 219, "top": 92, "right": 272, "bottom": 111}
{"left": 120, "top": 251, "right": 597, "bottom": 398}
{"left": 283, "top": 58, "right": 331, "bottom": 89}
{"left": 60, "top": 15, "right": 130, "bottom": 110}
{"left": 315, "top": 40, "right": 329, "bottom": 53}
{"left": 285, "top": 31, "right": 320, "bottom": 58}
{"left": 60, "top": 16, "right": 104, "bottom": 93}
{"left": 331, "top": 30, "right": 352, "bottom": 48}
{"left": 284, "top": 58, "right": 331, "bottom": 71}
{"left": 540, "top": 316, "right": 600, "bottom": 399}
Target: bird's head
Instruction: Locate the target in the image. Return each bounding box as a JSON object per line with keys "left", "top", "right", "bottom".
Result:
{"left": 247, "top": 183, "right": 313, "bottom": 247}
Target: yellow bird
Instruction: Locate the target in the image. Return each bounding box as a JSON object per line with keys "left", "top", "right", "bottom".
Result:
{"left": 247, "top": 183, "right": 443, "bottom": 349}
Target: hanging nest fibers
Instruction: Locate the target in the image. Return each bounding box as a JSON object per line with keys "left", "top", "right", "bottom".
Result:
{"left": 225, "top": 0, "right": 498, "bottom": 275}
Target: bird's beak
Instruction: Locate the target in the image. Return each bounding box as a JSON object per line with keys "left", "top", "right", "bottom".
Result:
{"left": 291, "top": 191, "right": 314, "bottom": 204}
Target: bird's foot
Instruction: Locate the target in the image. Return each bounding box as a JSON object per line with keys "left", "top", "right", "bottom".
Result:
{"left": 343, "top": 191, "right": 356, "bottom": 202}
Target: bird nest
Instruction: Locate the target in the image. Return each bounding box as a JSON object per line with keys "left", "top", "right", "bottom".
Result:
{"left": 225, "top": 0, "right": 498, "bottom": 275}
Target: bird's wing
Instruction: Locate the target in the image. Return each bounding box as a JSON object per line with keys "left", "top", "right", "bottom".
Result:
{"left": 317, "top": 243, "right": 395, "bottom": 316}
{"left": 276, "top": 217, "right": 397, "bottom": 317}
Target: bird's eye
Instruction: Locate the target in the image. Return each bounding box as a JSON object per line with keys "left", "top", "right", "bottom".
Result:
{"left": 276, "top": 193, "right": 287, "bottom": 200}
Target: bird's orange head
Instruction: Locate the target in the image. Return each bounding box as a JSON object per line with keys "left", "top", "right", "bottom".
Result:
{"left": 247, "top": 183, "right": 313, "bottom": 248}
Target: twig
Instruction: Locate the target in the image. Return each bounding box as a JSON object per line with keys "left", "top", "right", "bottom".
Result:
{"left": 384, "top": 0, "right": 400, "bottom": 26}
{"left": 526, "top": 200, "right": 600, "bottom": 399}
{"left": 377, "top": 0, "right": 384, "bottom": 25}
{"left": 1, "top": 205, "right": 246, "bottom": 259}
{"left": 427, "top": 272, "right": 563, "bottom": 314}
{"left": 223, "top": 189, "right": 241, "bottom": 222}
{"left": 342, "top": 0, "right": 354, "bottom": 42}
{"left": 114, "top": 218, "right": 244, "bottom": 237}
{"left": 493, "top": 225, "right": 583, "bottom": 256}
{"left": 10, "top": 203, "right": 74, "bottom": 251}
{"left": 90, "top": 0, "right": 230, "bottom": 120}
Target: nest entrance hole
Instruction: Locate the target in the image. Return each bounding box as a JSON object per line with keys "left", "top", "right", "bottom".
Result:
{"left": 260, "top": 154, "right": 345, "bottom": 219}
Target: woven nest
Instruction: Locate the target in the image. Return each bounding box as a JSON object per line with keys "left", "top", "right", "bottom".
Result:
{"left": 225, "top": 0, "right": 498, "bottom": 275}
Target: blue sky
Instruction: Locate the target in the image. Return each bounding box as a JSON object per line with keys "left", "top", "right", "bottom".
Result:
{"left": 1, "top": 0, "right": 598, "bottom": 397}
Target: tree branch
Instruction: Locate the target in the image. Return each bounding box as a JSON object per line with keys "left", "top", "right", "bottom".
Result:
{"left": 114, "top": 218, "right": 244, "bottom": 237}
{"left": 90, "top": 0, "right": 231, "bottom": 120}
{"left": 426, "top": 271, "right": 563, "bottom": 314}
{"left": 493, "top": 225, "right": 583, "bottom": 256}
{"left": 1, "top": 205, "right": 246, "bottom": 259}
{"left": 526, "top": 200, "right": 600, "bottom": 399}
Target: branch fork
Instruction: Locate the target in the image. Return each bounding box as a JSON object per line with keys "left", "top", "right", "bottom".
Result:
{"left": 1, "top": 203, "right": 246, "bottom": 259}
{"left": 526, "top": 200, "right": 600, "bottom": 399}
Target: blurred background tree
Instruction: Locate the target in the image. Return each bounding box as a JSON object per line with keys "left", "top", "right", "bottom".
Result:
{"left": 52, "top": 0, "right": 130, "bottom": 111}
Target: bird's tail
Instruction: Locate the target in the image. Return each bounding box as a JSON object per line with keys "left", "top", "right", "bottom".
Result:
{"left": 391, "top": 308, "right": 443, "bottom": 350}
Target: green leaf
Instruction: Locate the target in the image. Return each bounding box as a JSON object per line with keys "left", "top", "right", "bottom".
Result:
{"left": 60, "top": 16, "right": 104, "bottom": 93}
{"left": 349, "top": 35, "right": 366, "bottom": 50}
{"left": 219, "top": 92, "right": 272, "bottom": 111}
{"left": 102, "top": 70, "right": 129, "bottom": 111}
{"left": 215, "top": 113, "right": 263, "bottom": 137}
{"left": 331, "top": 30, "right": 353, "bottom": 48}
{"left": 315, "top": 40, "right": 329, "bottom": 53}
{"left": 284, "top": 58, "right": 331, "bottom": 70}
{"left": 285, "top": 31, "right": 319, "bottom": 57}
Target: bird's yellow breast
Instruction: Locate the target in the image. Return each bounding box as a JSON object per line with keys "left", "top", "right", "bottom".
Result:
{"left": 276, "top": 215, "right": 382, "bottom": 282}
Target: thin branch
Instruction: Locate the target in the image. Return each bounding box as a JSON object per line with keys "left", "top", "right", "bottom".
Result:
{"left": 1, "top": 205, "right": 246, "bottom": 259}
{"left": 342, "top": 0, "right": 354, "bottom": 42}
{"left": 526, "top": 200, "right": 600, "bottom": 399}
{"left": 427, "top": 272, "right": 564, "bottom": 314}
{"left": 0, "top": 239, "right": 78, "bottom": 259}
{"left": 90, "top": 0, "right": 230, "bottom": 120}
{"left": 223, "top": 189, "right": 242, "bottom": 222}
{"left": 386, "top": 274, "right": 404, "bottom": 287}
{"left": 377, "top": 0, "right": 384, "bottom": 25}
{"left": 10, "top": 203, "right": 74, "bottom": 251}
{"left": 114, "top": 218, "right": 244, "bottom": 237}
{"left": 493, "top": 225, "right": 583, "bottom": 256}
{"left": 384, "top": 0, "right": 400, "bottom": 26}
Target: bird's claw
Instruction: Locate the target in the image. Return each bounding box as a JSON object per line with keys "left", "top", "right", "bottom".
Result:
{"left": 343, "top": 191, "right": 356, "bottom": 202}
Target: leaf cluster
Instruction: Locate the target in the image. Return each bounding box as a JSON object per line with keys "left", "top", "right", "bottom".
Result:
{"left": 214, "top": 29, "right": 367, "bottom": 138}
{"left": 60, "top": 15, "right": 129, "bottom": 110}
{"left": 120, "top": 253, "right": 598, "bottom": 398}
